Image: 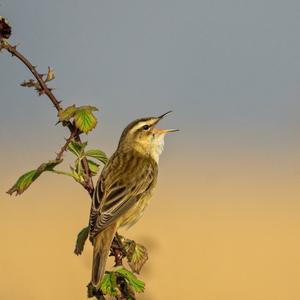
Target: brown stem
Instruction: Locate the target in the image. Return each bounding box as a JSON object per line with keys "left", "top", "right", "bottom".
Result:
{"left": 6, "top": 43, "right": 62, "bottom": 111}
{"left": 74, "top": 135, "right": 94, "bottom": 196}
{"left": 56, "top": 128, "right": 78, "bottom": 161}
{"left": 112, "top": 232, "right": 127, "bottom": 267}
{"left": 113, "top": 247, "right": 124, "bottom": 267}
{"left": 2, "top": 41, "right": 94, "bottom": 196}
{"left": 112, "top": 236, "right": 129, "bottom": 300}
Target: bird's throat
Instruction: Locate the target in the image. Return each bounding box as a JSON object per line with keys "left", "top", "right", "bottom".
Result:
{"left": 131, "top": 137, "right": 165, "bottom": 163}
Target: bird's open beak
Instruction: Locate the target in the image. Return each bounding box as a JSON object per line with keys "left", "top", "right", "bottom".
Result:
{"left": 154, "top": 111, "right": 179, "bottom": 134}
{"left": 153, "top": 128, "right": 179, "bottom": 135}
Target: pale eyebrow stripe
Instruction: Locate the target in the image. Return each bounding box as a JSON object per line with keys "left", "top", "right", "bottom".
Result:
{"left": 129, "top": 120, "right": 157, "bottom": 133}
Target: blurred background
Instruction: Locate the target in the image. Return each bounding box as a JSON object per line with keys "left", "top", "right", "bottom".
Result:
{"left": 1, "top": 0, "right": 300, "bottom": 299}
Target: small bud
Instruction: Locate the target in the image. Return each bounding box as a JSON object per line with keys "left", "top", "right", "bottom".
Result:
{"left": 0, "top": 17, "right": 12, "bottom": 39}
{"left": 46, "top": 66, "right": 55, "bottom": 82}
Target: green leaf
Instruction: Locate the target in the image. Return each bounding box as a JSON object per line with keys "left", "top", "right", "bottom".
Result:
{"left": 74, "top": 226, "right": 89, "bottom": 255}
{"left": 124, "top": 240, "right": 148, "bottom": 274}
{"left": 7, "top": 170, "right": 38, "bottom": 196}
{"left": 74, "top": 106, "right": 98, "bottom": 133}
{"left": 7, "top": 159, "right": 62, "bottom": 196}
{"left": 101, "top": 272, "right": 119, "bottom": 297}
{"left": 85, "top": 149, "right": 108, "bottom": 165}
{"left": 87, "top": 159, "right": 100, "bottom": 176}
{"left": 67, "top": 140, "right": 87, "bottom": 157}
{"left": 57, "top": 105, "right": 77, "bottom": 122}
{"left": 116, "top": 267, "right": 145, "bottom": 293}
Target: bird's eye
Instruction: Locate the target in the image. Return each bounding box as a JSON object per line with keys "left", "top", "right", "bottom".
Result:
{"left": 143, "top": 124, "right": 150, "bottom": 130}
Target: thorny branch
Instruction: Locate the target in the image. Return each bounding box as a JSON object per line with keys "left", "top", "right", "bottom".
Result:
{"left": 56, "top": 127, "right": 78, "bottom": 161}
{"left": 1, "top": 39, "right": 94, "bottom": 196}
{"left": 6, "top": 43, "right": 62, "bottom": 111}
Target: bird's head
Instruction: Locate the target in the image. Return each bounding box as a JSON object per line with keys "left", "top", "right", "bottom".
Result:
{"left": 118, "top": 111, "right": 178, "bottom": 162}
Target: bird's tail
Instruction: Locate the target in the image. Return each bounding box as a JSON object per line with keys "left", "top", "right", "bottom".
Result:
{"left": 92, "top": 222, "right": 118, "bottom": 289}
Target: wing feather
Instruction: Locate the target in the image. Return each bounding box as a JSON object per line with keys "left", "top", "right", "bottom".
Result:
{"left": 89, "top": 149, "right": 157, "bottom": 240}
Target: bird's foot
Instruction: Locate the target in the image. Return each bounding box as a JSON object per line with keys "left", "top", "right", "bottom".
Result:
{"left": 87, "top": 282, "right": 105, "bottom": 299}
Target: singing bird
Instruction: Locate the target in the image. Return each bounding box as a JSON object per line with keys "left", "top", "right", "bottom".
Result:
{"left": 89, "top": 111, "right": 178, "bottom": 288}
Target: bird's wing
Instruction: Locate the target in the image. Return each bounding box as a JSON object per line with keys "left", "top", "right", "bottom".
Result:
{"left": 89, "top": 150, "right": 157, "bottom": 240}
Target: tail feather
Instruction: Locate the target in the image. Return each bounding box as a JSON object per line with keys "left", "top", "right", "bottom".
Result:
{"left": 92, "top": 223, "right": 117, "bottom": 289}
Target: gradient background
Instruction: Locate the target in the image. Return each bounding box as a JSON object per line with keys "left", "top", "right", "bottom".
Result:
{"left": 1, "top": 1, "right": 300, "bottom": 299}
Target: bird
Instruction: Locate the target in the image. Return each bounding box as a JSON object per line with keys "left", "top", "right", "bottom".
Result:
{"left": 88, "top": 111, "right": 178, "bottom": 289}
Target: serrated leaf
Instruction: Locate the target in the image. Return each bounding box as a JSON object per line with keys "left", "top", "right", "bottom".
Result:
{"left": 124, "top": 241, "right": 148, "bottom": 274}
{"left": 67, "top": 140, "right": 87, "bottom": 157}
{"left": 116, "top": 267, "right": 145, "bottom": 293}
{"left": 87, "top": 159, "right": 100, "bottom": 176}
{"left": 7, "top": 159, "right": 62, "bottom": 196}
{"left": 101, "top": 272, "right": 119, "bottom": 296}
{"left": 74, "top": 106, "right": 98, "bottom": 133}
{"left": 58, "top": 105, "right": 77, "bottom": 122}
{"left": 85, "top": 149, "right": 108, "bottom": 165}
{"left": 74, "top": 226, "right": 89, "bottom": 255}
